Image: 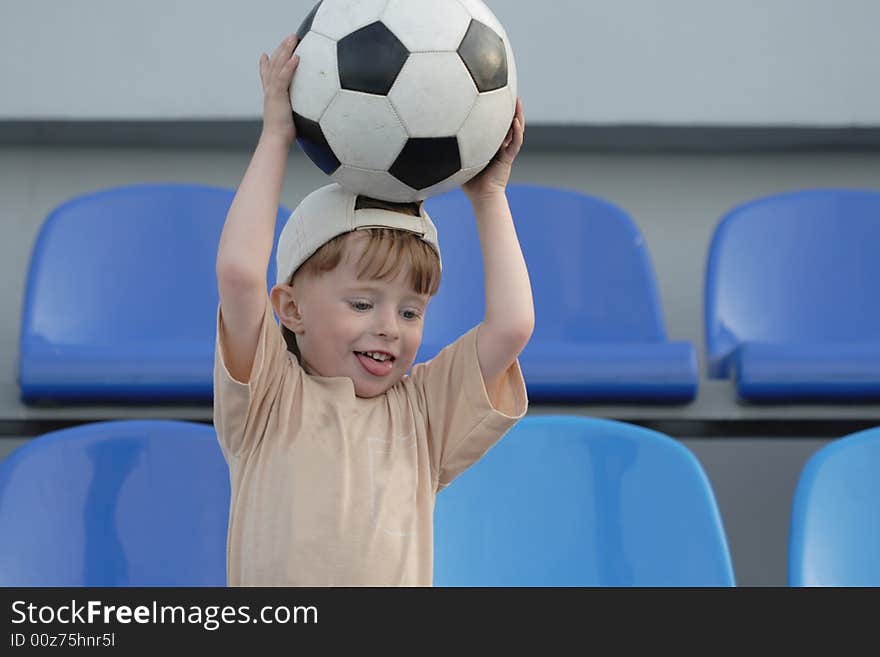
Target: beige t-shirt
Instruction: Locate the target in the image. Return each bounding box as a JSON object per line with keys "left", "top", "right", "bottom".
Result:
{"left": 213, "top": 297, "right": 528, "bottom": 587}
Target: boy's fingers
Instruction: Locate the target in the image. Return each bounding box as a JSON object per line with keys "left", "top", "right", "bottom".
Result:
{"left": 276, "top": 38, "right": 298, "bottom": 69}
{"left": 510, "top": 138, "right": 523, "bottom": 158}
{"left": 268, "top": 36, "right": 292, "bottom": 69}
{"left": 259, "top": 54, "right": 269, "bottom": 86}
{"left": 274, "top": 33, "right": 296, "bottom": 60}
{"left": 282, "top": 55, "right": 300, "bottom": 80}
{"left": 271, "top": 40, "right": 286, "bottom": 62}
{"left": 515, "top": 98, "right": 525, "bottom": 129}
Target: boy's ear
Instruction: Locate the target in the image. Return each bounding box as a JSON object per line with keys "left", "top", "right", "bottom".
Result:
{"left": 270, "top": 284, "right": 305, "bottom": 335}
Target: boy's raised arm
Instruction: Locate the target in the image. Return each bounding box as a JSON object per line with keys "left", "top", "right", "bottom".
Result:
{"left": 216, "top": 34, "right": 299, "bottom": 383}
{"left": 462, "top": 99, "right": 535, "bottom": 399}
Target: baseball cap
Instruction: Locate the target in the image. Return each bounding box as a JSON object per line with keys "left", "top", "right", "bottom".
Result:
{"left": 275, "top": 184, "right": 442, "bottom": 286}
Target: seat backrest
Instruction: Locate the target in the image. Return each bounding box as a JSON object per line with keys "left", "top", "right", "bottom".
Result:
{"left": 0, "top": 420, "right": 230, "bottom": 586}
{"left": 433, "top": 415, "right": 735, "bottom": 586}
{"left": 19, "top": 183, "right": 290, "bottom": 401}
{"left": 422, "top": 184, "right": 668, "bottom": 353}
{"left": 705, "top": 188, "right": 880, "bottom": 378}
{"left": 788, "top": 427, "right": 880, "bottom": 586}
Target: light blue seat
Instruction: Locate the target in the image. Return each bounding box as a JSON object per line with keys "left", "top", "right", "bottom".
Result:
{"left": 788, "top": 426, "right": 880, "bottom": 586}
{"left": 0, "top": 420, "right": 229, "bottom": 586}
{"left": 705, "top": 188, "right": 880, "bottom": 401}
{"left": 433, "top": 415, "right": 735, "bottom": 586}
{"left": 422, "top": 185, "right": 697, "bottom": 403}
{"left": 18, "top": 183, "right": 290, "bottom": 403}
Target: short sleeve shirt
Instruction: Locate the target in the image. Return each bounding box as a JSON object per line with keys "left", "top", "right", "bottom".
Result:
{"left": 213, "top": 298, "right": 528, "bottom": 586}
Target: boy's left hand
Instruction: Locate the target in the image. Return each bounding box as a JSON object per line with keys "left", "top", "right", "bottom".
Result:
{"left": 462, "top": 97, "right": 524, "bottom": 202}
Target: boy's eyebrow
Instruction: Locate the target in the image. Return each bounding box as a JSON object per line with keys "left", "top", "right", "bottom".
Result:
{"left": 344, "top": 284, "right": 428, "bottom": 303}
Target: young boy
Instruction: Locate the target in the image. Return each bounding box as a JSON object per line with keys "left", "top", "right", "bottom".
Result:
{"left": 214, "top": 33, "right": 533, "bottom": 586}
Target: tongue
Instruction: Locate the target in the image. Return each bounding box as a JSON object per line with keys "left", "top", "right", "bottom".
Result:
{"left": 356, "top": 352, "right": 394, "bottom": 377}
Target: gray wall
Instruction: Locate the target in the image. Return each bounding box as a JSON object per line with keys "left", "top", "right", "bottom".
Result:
{"left": 2, "top": 0, "right": 880, "bottom": 125}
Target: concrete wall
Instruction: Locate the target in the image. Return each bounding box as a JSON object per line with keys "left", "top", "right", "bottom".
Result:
{"left": 2, "top": 0, "right": 879, "bottom": 125}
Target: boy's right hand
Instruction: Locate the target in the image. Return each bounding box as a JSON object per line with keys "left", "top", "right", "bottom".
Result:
{"left": 259, "top": 34, "right": 300, "bottom": 145}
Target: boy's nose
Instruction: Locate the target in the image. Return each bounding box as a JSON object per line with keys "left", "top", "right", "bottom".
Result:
{"left": 374, "top": 307, "right": 400, "bottom": 339}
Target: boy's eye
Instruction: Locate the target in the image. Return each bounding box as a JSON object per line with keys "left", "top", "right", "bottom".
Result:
{"left": 402, "top": 310, "right": 421, "bottom": 320}
{"left": 351, "top": 301, "right": 372, "bottom": 311}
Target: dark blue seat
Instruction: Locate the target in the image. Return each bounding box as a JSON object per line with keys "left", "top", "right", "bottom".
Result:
{"left": 433, "top": 415, "right": 735, "bottom": 586}
{"left": 0, "top": 420, "right": 229, "bottom": 586}
{"left": 788, "top": 426, "right": 880, "bottom": 586}
{"left": 18, "top": 183, "right": 290, "bottom": 403}
{"left": 705, "top": 189, "right": 880, "bottom": 401}
{"left": 422, "top": 185, "right": 697, "bottom": 402}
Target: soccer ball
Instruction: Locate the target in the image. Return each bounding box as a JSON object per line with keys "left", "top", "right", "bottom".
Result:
{"left": 291, "top": 0, "right": 518, "bottom": 203}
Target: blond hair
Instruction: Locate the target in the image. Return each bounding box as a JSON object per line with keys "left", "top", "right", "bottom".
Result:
{"left": 281, "top": 198, "right": 442, "bottom": 357}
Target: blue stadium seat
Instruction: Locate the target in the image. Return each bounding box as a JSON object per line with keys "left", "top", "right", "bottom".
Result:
{"left": 705, "top": 189, "right": 880, "bottom": 401}
{"left": 0, "top": 420, "right": 229, "bottom": 586}
{"left": 423, "top": 185, "right": 698, "bottom": 402}
{"left": 434, "top": 415, "right": 735, "bottom": 586}
{"left": 18, "top": 183, "right": 290, "bottom": 403}
{"left": 788, "top": 426, "right": 880, "bottom": 586}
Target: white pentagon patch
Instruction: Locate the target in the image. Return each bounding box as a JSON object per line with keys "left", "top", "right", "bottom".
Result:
{"left": 417, "top": 162, "right": 490, "bottom": 201}
{"left": 290, "top": 31, "right": 340, "bottom": 122}
{"left": 310, "top": 0, "right": 388, "bottom": 41}
{"left": 389, "top": 53, "right": 478, "bottom": 137}
{"left": 381, "top": 0, "right": 471, "bottom": 52}
{"left": 457, "top": 0, "right": 506, "bottom": 39}
{"left": 457, "top": 87, "right": 515, "bottom": 169}
{"left": 322, "top": 91, "right": 408, "bottom": 170}
{"left": 331, "top": 166, "right": 419, "bottom": 203}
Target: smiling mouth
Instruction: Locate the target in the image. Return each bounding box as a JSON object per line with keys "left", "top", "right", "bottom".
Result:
{"left": 353, "top": 351, "right": 396, "bottom": 362}
{"left": 354, "top": 351, "right": 396, "bottom": 378}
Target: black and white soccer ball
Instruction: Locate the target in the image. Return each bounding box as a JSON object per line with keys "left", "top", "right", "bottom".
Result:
{"left": 291, "top": 0, "right": 518, "bottom": 203}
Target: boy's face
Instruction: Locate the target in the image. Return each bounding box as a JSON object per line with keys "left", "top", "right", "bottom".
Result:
{"left": 283, "top": 233, "right": 430, "bottom": 398}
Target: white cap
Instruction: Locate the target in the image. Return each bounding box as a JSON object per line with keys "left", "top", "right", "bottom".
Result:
{"left": 275, "top": 183, "right": 442, "bottom": 286}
